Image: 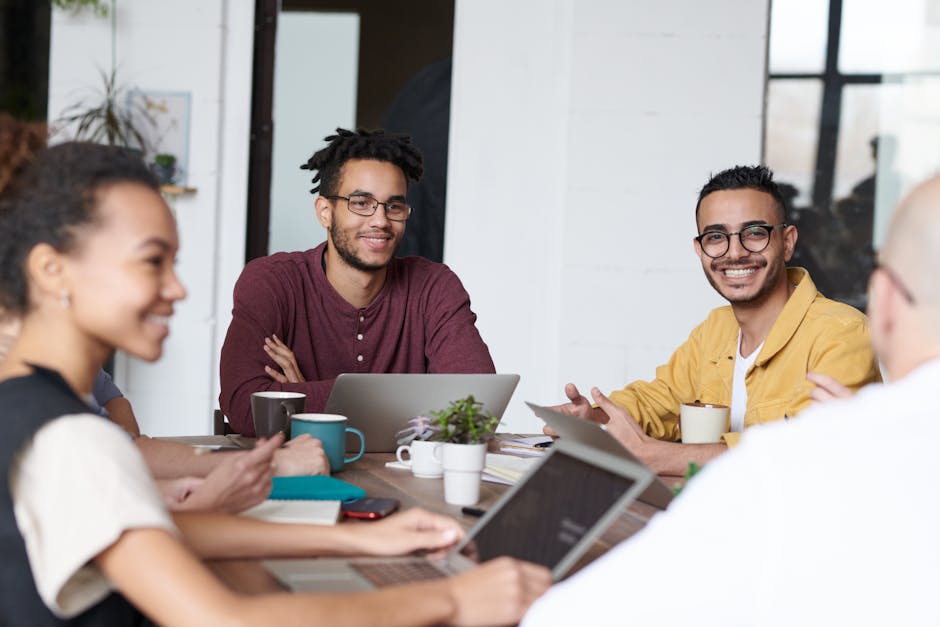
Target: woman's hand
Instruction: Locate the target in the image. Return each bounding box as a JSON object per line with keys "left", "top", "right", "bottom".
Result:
{"left": 347, "top": 507, "right": 466, "bottom": 556}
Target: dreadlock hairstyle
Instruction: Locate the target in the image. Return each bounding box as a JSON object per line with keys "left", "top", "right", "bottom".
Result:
{"left": 695, "top": 164, "right": 786, "bottom": 223}
{"left": 300, "top": 127, "right": 423, "bottom": 195}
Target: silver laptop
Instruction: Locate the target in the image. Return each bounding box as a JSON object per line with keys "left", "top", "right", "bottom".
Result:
{"left": 264, "top": 438, "right": 653, "bottom": 591}
{"left": 324, "top": 373, "right": 520, "bottom": 453}
{"left": 526, "top": 401, "right": 675, "bottom": 510}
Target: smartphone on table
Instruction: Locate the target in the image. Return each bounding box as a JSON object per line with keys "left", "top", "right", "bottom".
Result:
{"left": 341, "top": 497, "right": 401, "bottom": 520}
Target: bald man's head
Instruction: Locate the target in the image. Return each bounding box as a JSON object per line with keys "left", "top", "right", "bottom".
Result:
{"left": 871, "top": 175, "right": 940, "bottom": 375}
{"left": 880, "top": 175, "right": 940, "bottom": 311}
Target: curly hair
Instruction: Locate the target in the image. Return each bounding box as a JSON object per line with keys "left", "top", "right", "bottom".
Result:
{"left": 0, "top": 113, "right": 48, "bottom": 196}
{"left": 0, "top": 142, "right": 159, "bottom": 314}
{"left": 695, "top": 165, "right": 785, "bottom": 222}
{"left": 300, "top": 127, "right": 423, "bottom": 195}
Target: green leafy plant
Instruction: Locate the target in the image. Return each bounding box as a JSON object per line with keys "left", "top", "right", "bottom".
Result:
{"left": 428, "top": 395, "right": 500, "bottom": 445}
{"left": 52, "top": 69, "right": 154, "bottom": 150}
{"left": 153, "top": 153, "right": 176, "bottom": 168}
{"left": 53, "top": 0, "right": 109, "bottom": 17}
{"left": 671, "top": 462, "right": 703, "bottom": 496}
{"left": 150, "top": 153, "right": 177, "bottom": 185}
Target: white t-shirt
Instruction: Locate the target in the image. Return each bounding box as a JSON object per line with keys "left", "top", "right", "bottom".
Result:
{"left": 522, "top": 359, "right": 940, "bottom": 627}
{"left": 11, "top": 414, "right": 175, "bottom": 618}
{"left": 730, "top": 332, "right": 763, "bottom": 432}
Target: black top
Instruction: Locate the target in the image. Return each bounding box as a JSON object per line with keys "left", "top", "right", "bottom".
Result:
{"left": 0, "top": 366, "right": 146, "bottom": 626}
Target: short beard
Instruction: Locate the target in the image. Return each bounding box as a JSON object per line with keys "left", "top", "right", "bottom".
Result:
{"left": 705, "top": 257, "right": 786, "bottom": 306}
{"left": 329, "top": 222, "right": 394, "bottom": 272}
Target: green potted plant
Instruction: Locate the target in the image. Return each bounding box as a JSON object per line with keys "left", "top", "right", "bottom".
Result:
{"left": 53, "top": 0, "right": 109, "bottom": 16}
{"left": 52, "top": 68, "right": 154, "bottom": 151}
{"left": 424, "top": 395, "right": 499, "bottom": 505}
{"left": 428, "top": 395, "right": 500, "bottom": 444}
{"left": 672, "top": 462, "right": 703, "bottom": 496}
{"left": 151, "top": 153, "right": 177, "bottom": 185}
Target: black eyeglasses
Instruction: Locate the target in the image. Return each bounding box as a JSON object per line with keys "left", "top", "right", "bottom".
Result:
{"left": 325, "top": 194, "right": 412, "bottom": 222}
{"left": 873, "top": 261, "right": 916, "bottom": 304}
{"left": 694, "top": 223, "right": 787, "bottom": 259}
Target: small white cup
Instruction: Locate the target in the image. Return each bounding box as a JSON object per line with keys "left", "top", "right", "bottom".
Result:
{"left": 395, "top": 440, "right": 444, "bottom": 478}
{"left": 680, "top": 403, "right": 729, "bottom": 444}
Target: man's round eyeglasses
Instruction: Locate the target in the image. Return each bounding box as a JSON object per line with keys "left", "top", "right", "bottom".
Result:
{"left": 872, "top": 261, "right": 916, "bottom": 304}
{"left": 694, "top": 223, "right": 787, "bottom": 259}
{"left": 325, "top": 194, "right": 412, "bottom": 222}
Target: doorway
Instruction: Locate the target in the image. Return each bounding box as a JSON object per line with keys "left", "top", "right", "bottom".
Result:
{"left": 246, "top": 0, "right": 455, "bottom": 263}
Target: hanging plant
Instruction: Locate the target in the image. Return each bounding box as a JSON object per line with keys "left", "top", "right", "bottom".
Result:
{"left": 52, "top": 69, "right": 154, "bottom": 152}
{"left": 52, "top": 0, "right": 109, "bottom": 17}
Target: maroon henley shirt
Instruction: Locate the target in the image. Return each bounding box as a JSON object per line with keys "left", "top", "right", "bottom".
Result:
{"left": 219, "top": 242, "right": 496, "bottom": 435}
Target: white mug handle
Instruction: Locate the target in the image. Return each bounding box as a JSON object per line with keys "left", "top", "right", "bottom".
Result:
{"left": 396, "top": 445, "right": 412, "bottom": 466}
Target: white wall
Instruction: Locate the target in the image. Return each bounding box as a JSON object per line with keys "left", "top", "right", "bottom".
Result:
{"left": 446, "top": 0, "right": 769, "bottom": 433}
{"left": 48, "top": 0, "right": 255, "bottom": 436}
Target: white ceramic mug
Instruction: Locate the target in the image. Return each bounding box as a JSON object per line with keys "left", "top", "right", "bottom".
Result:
{"left": 395, "top": 440, "right": 444, "bottom": 478}
{"left": 680, "top": 403, "right": 729, "bottom": 444}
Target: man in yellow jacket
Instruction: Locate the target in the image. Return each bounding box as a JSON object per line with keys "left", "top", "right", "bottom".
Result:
{"left": 555, "top": 165, "right": 880, "bottom": 476}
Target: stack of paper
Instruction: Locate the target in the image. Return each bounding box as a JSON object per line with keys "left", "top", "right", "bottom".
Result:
{"left": 241, "top": 499, "right": 341, "bottom": 525}
{"left": 483, "top": 453, "right": 539, "bottom": 485}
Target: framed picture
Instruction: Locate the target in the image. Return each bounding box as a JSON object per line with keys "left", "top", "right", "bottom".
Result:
{"left": 127, "top": 90, "right": 192, "bottom": 186}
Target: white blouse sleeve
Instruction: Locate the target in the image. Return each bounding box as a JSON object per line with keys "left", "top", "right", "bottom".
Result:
{"left": 11, "top": 414, "right": 176, "bottom": 618}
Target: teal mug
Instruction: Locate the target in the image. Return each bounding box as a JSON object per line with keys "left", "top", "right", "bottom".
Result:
{"left": 290, "top": 413, "right": 365, "bottom": 472}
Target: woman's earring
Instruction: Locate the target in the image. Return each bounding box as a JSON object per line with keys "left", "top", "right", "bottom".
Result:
{"left": 59, "top": 289, "right": 71, "bottom": 309}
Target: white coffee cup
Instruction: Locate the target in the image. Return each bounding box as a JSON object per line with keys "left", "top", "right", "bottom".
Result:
{"left": 396, "top": 440, "right": 444, "bottom": 478}
{"left": 680, "top": 402, "right": 730, "bottom": 444}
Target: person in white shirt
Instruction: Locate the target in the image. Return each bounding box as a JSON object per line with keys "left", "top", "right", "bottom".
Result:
{"left": 523, "top": 174, "right": 940, "bottom": 626}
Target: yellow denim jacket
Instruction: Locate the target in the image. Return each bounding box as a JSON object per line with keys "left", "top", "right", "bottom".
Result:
{"left": 608, "top": 268, "right": 881, "bottom": 447}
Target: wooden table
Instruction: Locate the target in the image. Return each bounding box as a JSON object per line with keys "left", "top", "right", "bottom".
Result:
{"left": 165, "top": 435, "right": 669, "bottom": 592}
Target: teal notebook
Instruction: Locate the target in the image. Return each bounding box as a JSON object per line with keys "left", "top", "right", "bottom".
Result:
{"left": 269, "top": 476, "right": 366, "bottom": 502}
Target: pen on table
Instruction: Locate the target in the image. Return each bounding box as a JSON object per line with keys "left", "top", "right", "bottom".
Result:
{"left": 461, "top": 506, "right": 486, "bottom": 517}
{"left": 195, "top": 445, "right": 242, "bottom": 454}
{"left": 534, "top": 440, "right": 553, "bottom": 448}
{"left": 499, "top": 442, "right": 548, "bottom": 453}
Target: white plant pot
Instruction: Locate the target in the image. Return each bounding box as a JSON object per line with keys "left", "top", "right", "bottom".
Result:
{"left": 436, "top": 442, "right": 487, "bottom": 506}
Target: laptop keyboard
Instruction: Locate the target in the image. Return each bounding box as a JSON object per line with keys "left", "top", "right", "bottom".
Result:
{"left": 352, "top": 560, "right": 447, "bottom": 586}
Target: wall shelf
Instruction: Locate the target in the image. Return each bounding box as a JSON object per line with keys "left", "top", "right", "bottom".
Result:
{"left": 161, "top": 184, "right": 197, "bottom": 196}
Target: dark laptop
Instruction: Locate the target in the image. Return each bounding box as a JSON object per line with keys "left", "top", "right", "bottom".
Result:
{"left": 263, "top": 438, "right": 653, "bottom": 591}
{"left": 324, "top": 373, "right": 520, "bottom": 453}
{"left": 526, "top": 401, "right": 675, "bottom": 510}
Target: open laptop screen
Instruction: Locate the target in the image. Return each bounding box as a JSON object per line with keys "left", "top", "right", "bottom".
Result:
{"left": 326, "top": 374, "right": 520, "bottom": 453}
{"left": 458, "top": 448, "right": 636, "bottom": 568}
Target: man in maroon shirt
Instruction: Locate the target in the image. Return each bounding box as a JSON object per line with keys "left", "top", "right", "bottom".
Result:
{"left": 219, "top": 128, "right": 496, "bottom": 435}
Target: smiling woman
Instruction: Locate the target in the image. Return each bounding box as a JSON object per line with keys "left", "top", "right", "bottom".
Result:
{"left": 63, "top": 182, "right": 185, "bottom": 363}
{"left": 0, "top": 143, "right": 182, "bottom": 625}
{"left": 0, "top": 148, "right": 185, "bottom": 369}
